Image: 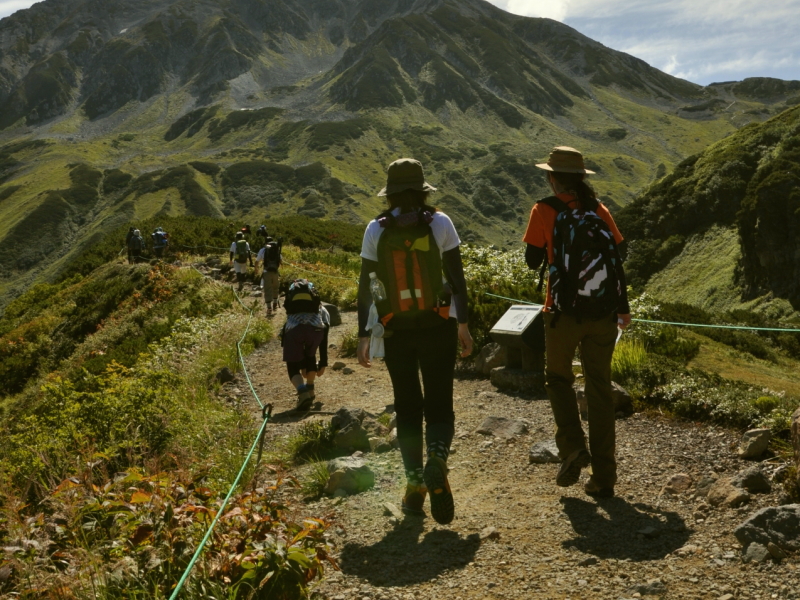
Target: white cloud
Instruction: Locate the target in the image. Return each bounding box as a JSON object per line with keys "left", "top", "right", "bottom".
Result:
{"left": 487, "top": 0, "right": 800, "bottom": 85}
{"left": 492, "top": 0, "right": 571, "bottom": 21}
{"left": 0, "top": 0, "right": 38, "bottom": 19}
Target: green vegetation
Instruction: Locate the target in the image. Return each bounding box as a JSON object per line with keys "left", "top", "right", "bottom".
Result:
{"left": 207, "top": 107, "right": 285, "bottom": 143}
{"left": 287, "top": 421, "right": 337, "bottom": 463}
{"left": 164, "top": 105, "right": 220, "bottom": 141}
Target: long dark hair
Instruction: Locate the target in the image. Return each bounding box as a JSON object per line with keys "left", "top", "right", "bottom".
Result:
{"left": 550, "top": 171, "right": 598, "bottom": 211}
{"left": 385, "top": 189, "right": 437, "bottom": 214}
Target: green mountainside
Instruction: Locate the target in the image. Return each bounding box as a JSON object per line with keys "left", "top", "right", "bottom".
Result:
{"left": 618, "top": 104, "right": 800, "bottom": 316}
{"left": 1, "top": 0, "right": 799, "bottom": 309}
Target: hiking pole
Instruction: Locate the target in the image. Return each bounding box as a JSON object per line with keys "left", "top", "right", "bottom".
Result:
{"left": 256, "top": 404, "right": 274, "bottom": 465}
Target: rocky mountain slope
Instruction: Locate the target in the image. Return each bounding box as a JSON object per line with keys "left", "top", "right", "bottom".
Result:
{"left": 1, "top": 0, "right": 799, "bottom": 310}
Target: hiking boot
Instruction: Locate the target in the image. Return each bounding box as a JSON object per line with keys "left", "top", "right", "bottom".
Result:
{"left": 401, "top": 484, "right": 427, "bottom": 516}
{"left": 584, "top": 477, "right": 614, "bottom": 498}
{"left": 272, "top": 300, "right": 279, "bottom": 310}
{"left": 295, "top": 386, "right": 313, "bottom": 411}
{"left": 423, "top": 456, "right": 454, "bottom": 525}
{"left": 556, "top": 448, "right": 591, "bottom": 487}
{"left": 266, "top": 308, "right": 273, "bottom": 318}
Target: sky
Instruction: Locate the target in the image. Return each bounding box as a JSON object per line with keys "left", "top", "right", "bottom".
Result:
{"left": 0, "top": 0, "right": 797, "bottom": 86}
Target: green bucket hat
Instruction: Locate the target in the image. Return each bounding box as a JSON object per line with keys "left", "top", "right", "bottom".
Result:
{"left": 378, "top": 158, "right": 437, "bottom": 197}
{"left": 535, "top": 146, "right": 595, "bottom": 175}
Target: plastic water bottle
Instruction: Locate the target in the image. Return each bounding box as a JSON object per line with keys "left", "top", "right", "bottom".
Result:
{"left": 369, "top": 272, "right": 387, "bottom": 303}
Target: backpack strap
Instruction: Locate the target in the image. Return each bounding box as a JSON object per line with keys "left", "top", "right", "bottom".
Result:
{"left": 534, "top": 196, "right": 569, "bottom": 293}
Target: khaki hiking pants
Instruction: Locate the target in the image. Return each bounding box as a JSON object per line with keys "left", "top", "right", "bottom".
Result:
{"left": 544, "top": 311, "right": 618, "bottom": 488}
{"left": 262, "top": 271, "right": 280, "bottom": 306}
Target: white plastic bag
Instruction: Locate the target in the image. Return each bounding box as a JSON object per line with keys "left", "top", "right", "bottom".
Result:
{"left": 365, "top": 303, "right": 385, "bottom": 359}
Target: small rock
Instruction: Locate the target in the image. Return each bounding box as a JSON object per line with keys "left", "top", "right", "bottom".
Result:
{"left": 707, "top": 478, "right": 740, "bottom": 507}
{"left": 637, "top": 526, "right": 659, "bottom": 538}
{"left": 628, "top": 579, "right": 665, "bottom": 596}
{"left": 719, "top": 595, "right": 735, "bottom": 600}
{"left": 322, "top": 303, "right": 342, "bottom": 326}
{"left": 738, "top": 428, "right": 772, "bottom": 459}
{"left": 694, "top": 473, "right": 719, "bottom": 498}
{"left": 474, "top": 343, "right": 507, "bottom": 375}
{"left": 480, "top": 526, "right": 500, "bottom": 541}
{"left": 342, "top": 367, "right": 355, "bottom": 375}
{"left": 578, "top": 557, "right": 598, "bottom": 566}
{"left": 389, "top": 428, "right": 399, "bottom": 448}
{"left": 726, "top": 490, "right": 751, "bottom": 507}
{"left": 732, "top": 465, "right": 772, "bottom": 494}
{"left": 332, "top": 362, "right": 346, "bottom": 371}
{"left": 734, "top": 504, "right": 800, "bottom": 551}
{"left": 767, "top": 542, "right": 787, "bottom": 560}
{"left": 661, "top": 473, "right": 693, "bottom": 495}
{"left": 476, "top": 416, "right": 529, "bottom": 439}
{"left": 742, "top": 542, "right": 771, "bottom": 563}
{"left": 674, "top": 544, "right": 698, "bottom": 556}
{"left": 369, "top": 437, "right": 393, "bottom": 453}
{"left": 324, "top": 457, "right": 375, "bottom": 495}
{"left": 383, "top": 502, "right": 404, "bottom": 520}
{"left": 529, "top": 440, "right": 561, "bottom": 464}
{"left": 215, "top": 367, "right": 235, "bottom": 384}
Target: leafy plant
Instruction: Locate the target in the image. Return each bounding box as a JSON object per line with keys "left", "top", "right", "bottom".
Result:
{"left": 338, "top": 330, "right": 359, "bottom": 358}
{"left": 287, "top": 422, "right": 336, "bottom": 464}
{"left": 612, "top": 338, "right": 648, "bottom": 385}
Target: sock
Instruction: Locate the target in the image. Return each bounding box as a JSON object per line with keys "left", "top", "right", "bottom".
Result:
{"left": 427, "top": 441, "right": 450, "bottom": 462}
{"left": 406, "top": 467, "right": 425, "bottom": 487}
{"left": 306, "top": 384, "right": 314, "bottom": 390}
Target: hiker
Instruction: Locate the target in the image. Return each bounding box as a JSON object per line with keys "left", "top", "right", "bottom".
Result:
{"left": 152, "top": 227, "right": 169, "bottom": 258}
{"left": 523, "top": 146, "right": 631, "bottom": 499}
{"left": 127, "top": 229, "right": 145, "bottom": 264}
{"left": 229, "top": 231, "right": 253, "bottom": 292}
{"left": 256, "top": 236, "right": 283, "bottom": 317}
{"left": 356, "top": 158, "right": 473, "bottom": 524}
{"left": 282, "top": 279, "right": 329, "bottom": 411}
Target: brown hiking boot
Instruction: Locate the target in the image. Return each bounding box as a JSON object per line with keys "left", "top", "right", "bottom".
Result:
{"left": 584, "top": 477, "right": 614, "bottom": 498}
{"left": 556, "top": 448, "right": 591, "bottom": 487}
{"left": 401, "top": 484, "right": 427, "bottom": 516}
{"left": 424, "top": 456, "right": 454, "bottom": 524}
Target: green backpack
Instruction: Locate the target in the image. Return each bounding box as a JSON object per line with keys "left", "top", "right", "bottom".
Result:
{"left": 234, "top": 239, "right": 249, "bottom": 263}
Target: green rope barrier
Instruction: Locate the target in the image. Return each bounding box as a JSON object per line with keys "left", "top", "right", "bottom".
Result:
{"left": 482, "top": 292, "right": 800, "bottom": 333}
{"left": 167, "top": 284, "right": 271, "bottom": 599}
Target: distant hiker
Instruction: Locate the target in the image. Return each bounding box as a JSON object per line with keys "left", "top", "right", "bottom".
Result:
{"left": 125, "top": 227, "right": 135, "bottom": 247}
{"left": 127, "top": 229, "right": 145, "bottom": 264}
{"left": 256, "top": 236, "right": 283, "bottom": 317}
{"left": 523, "top": 146, "right": 631, "bottom": 499}
{"left": 152, "top": 227, "right": 169, "bottom": 258}
{"left": 256, "top": 224, "right": 269, "bottom": 244}
{"left": 282, "top": 279, "right": 329, "bottom": 411}
{"left": 229, "top": 231, "right": 253, "bottom": 292}
{"left": 356, "top": 158, "right": 473, "bottom": 524}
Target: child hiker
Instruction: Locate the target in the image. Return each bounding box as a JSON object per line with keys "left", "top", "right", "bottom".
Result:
{"left": 282, "top": 279, "right": 330, "bottom": 411}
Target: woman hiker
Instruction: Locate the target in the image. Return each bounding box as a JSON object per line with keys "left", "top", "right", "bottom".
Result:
{"left": 356, "top": 158, "right": 473, "bottom": 524}
{"left": 523, "top": 146, "right": 631, "bottom": 499}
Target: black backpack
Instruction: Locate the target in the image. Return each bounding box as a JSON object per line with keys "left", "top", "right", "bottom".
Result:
{"left": 284, "top": 279, "right": 321, "bottom": 314}
{"left": 538, "top": 196, "right": 621, "bottom": 320}
{"left": 129, "top": 235, "right": 144, "bottom": 252}
{"left": 264, "top": 241, "right": 281, "bottom": 272}
{"left": 374, "top": 208, "right": 451, "bottom": 330}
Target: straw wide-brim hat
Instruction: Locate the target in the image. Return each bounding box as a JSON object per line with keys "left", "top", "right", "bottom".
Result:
{"left": 378, "top": 158, "right": 437, "bottom": 197}
{"left": 535, "top": 146, "right": 595, "bottom": 175}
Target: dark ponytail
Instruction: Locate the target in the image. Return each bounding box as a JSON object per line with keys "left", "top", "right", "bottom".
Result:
{"left": 550, "top": 171, "right": 598, "bottom": 212}
{"left": 385, "top": 189, "right": 437, "bottom": 214}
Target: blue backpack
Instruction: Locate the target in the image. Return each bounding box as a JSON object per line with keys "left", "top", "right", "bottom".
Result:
{"left": 538, "top": 196, "right": 621, "bottom": 320}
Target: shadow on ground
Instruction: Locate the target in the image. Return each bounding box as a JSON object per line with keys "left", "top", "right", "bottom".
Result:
{"left": 561, "top": 497, "right": 691, "bottom": 561}
{"left": 338, "top": 518, "right": 480, "bottom": 586}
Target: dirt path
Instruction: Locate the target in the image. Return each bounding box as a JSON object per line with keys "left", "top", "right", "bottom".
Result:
{"left": 234, "top": 308, "right": 798, "bottom": 600}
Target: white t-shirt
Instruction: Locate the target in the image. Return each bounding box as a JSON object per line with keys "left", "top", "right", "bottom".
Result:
{"left": 230, "top": 241, "right": 250, "bottom": 260}
{"left": 360, "top": 208, "right": 461, "bottom": 320}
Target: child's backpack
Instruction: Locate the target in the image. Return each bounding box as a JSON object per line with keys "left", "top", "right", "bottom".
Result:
{"left": 234, "top": 239, "right": 249, "bottom": 263}
{"left": 264, "top": 241, "right": 281, "bottom": 272}
{"left": 284, "top": 279, "right": 321, "bottom": 314}
{"left": 374, "top": 208, "right": 450, "bottom": 330}
{"left": 539, "top": 196, "right": 621, "bottom": 320}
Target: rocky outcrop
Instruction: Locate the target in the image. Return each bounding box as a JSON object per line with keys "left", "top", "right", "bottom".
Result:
{"left": 734, "top": 504, "right": 800, "bottom": 552}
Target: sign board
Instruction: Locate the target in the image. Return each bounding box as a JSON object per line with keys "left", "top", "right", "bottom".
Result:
{"left": 491, "top": 304, "right": 543, "bottom": 335}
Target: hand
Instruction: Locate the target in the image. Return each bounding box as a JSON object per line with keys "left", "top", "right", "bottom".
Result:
{"left": 617, "top": 313, "right": 632, "bottom": 329}
{"left": 357, "top": 337, "right": 371, "bottom": 368}
{"left": 458, "top": 323, "right": 474, "bottom": 357}
{"left": 316, "top": 366, "right": 326, "bottom": 377}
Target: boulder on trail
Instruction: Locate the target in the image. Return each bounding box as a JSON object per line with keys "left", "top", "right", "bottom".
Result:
{"left": 737, "top": 428, "right": 771, "bottom": 459}
{"left": 734, "top": 504, "right": 800, "bottom": 552}
{"left": 331, "top": 407, "right": 370, "bottom": 451}
{"left": 474, "top": 343, "right": 507, "bottom": 376}
{"left": 528, "top": 440, "right": 560, "bottom": 464}
{"left": 575, "top": 382, "right": 633, "bottom": 419}
{"left": 742, "top": 542, "right": 771, "bottom": 564}
{"left": 322, "top": 303, "right": 342, "bottom": 326}
{"left": 324, "top": 457, "right": 375, "bottom": 495}
{"left": 731, "top": 465, "right": 772, "bottom": 494}
{"left": 707, "top": 478, "right": 750, "bottom": 508}
{"left": 661, "top": 473, "right": 693, "bottom": 496}
{"left": 476, "top": 416, "right": 529, "bottom": 439}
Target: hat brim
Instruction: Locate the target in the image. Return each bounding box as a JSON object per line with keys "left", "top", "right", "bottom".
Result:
{"left": 377, "top": 181, "right": 437, "bottom": 197}
{"left": 535, "top": 163, "right": 595, "bottom": 175}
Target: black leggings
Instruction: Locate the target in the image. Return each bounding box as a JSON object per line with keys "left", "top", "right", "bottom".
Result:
{"left": 384, "top": 318, "right": 458, "bottom": 473}
{"left": 287, "top": 357, "right": 317, "bottom": 380}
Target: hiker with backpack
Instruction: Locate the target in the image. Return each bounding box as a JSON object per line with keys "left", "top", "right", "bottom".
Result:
{"left": 523, "top": 146, "right": 631, "bottom": 499}
{"left": 356, "top": 158, "right": 473, "bottom": 525}
{"left": 229, "top": 231, "right": 253, "bottom": 292}
{"left": 127, "top": 229, "right": 145, "bottom": 264}
{"left": 151, "top": 227, "right": 169, "bottom": 258}
{"left": 256, "top": 236, "right": 283, "bottom": 317}
{"left": 282, "top": 279, "right": 329, "bottom": 411}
